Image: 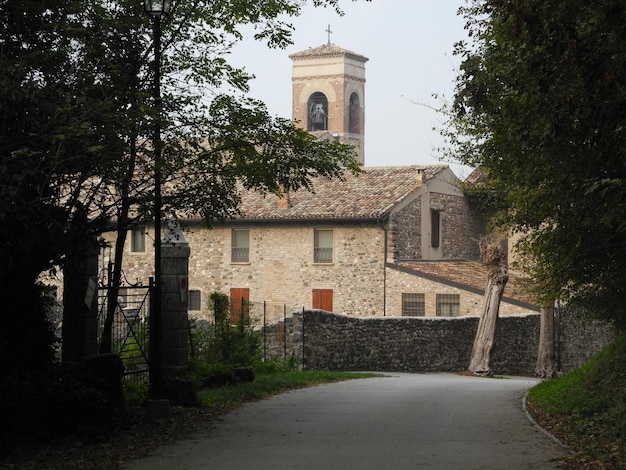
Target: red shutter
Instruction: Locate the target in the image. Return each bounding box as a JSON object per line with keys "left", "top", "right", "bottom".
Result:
{"left": 312, "top": 289, "right": 333, "bottom": 312}
{"left": 230, "top": 288, "right": 250, "bottom": 325}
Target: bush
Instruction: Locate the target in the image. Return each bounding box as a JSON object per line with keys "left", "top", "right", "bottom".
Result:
{"left": 189, "top": 292, "right": 261, "bottom": 367}
{"left": 188, "top": 362, "right": 239, "bottom": 388}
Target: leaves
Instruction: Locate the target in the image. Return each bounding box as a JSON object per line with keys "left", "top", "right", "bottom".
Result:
{"left": 446, "top": 0, "right": 626, "bottom": 322}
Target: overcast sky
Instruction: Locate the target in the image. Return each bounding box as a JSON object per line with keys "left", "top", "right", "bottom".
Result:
{"left": 227, "top": 0, "right": 471, "bottom": 178}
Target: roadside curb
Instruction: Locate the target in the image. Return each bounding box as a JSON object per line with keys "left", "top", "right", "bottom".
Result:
{"left": 522, "top": 392, "right": 570, "bottom": 451}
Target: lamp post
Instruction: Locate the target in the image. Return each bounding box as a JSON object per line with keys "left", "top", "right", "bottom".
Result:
{"left": 144, "top": 0, "right": 170, "bottom": 400}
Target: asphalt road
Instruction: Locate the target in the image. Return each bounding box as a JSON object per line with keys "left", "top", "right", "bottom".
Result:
{"left": 122, "top": 373, "right": 569, "bottom": 469}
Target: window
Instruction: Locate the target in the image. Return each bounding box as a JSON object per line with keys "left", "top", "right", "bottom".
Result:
{"left": 436, "top": 294, "right": 460, "bottom": 317}
{"left": 349, "top": 92, "right": 361, "bottom": 134}
{"left": 189, "top": 290, "right": 201, "bottom": 311}
{"left": 314, "top": 229, "right": 333, "bottom": 263}
{"left": 431, "top": 210, "right": 441, "bottom": 248}
{"left": 231, "top": 229, "right": 249, "bottom": 263}
{"left": 131, "top": 226, "right": 146, "bottom": 253}
{"left": 308, "top": 92, "right": 328, "bottom": 131}
{"left": 402, "top": 293, "right": 425, "bottom": 316}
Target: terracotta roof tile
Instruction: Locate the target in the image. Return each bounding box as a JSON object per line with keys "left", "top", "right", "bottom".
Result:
{"left": 238, "top": 165, "right": 449, "bottom": 221}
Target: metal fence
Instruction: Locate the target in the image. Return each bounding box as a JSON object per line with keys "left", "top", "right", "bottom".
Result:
{"left": 97, "top": 286, "right": 151, "bottom": 385}
{"left": 255, "top": 303, "right": 306, "bottom": 367}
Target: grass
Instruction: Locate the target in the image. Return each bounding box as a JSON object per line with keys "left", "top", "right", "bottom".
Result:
{"left": 527, "top": 332, "right": 626, "bottom": 468}
{"left": 198, "top": 369, "right": 382, "bottom": 409}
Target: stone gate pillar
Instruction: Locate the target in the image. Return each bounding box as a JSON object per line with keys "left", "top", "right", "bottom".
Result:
{"left": 160, "top": 221, "right": 190, "bottom": 378}
{"left": 62, "top": 236, "right": 99, "bottom": 363}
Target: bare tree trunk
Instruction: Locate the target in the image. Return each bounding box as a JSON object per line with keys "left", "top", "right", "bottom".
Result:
{"left": 99, "top": 138, "right": 137, "bottom": 354}
{"left": 535, "top": 302, "right": 556, "bottom": 378}
{"left": 469, "top": 239, "right": 509, "bottom": 376}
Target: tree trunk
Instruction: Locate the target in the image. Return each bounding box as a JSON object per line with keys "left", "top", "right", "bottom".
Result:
{"left": 469, "top": 239, "right": 509, "bottom": 376}
{"left": 100, "top": 138, "right": 138, "bottom": 354}
{"left": 535, "top": 302, "right": 556, "bottom": 378}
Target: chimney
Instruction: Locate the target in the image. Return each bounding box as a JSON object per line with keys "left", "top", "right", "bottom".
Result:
{"left": 277, "top": 184, "right": 290, "bottom": 209}
{"left": 416, "top": 168, "right": 425, "bottom": 186}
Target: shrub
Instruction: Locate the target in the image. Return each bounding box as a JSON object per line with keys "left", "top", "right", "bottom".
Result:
{"left": 189, "top": 292, "right": 261, "bottom": 367}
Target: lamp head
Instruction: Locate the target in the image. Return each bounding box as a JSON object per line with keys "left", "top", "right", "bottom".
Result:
{"left": 144, "top": 0, "right": 171, "bottom": 16}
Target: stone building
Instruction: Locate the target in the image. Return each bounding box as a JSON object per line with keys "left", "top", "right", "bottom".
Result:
{"left": 103, "top": 41, "right": 539, "bottom": 322}
{"left": 113, "top": 164, "right": 537, "bottom": 323}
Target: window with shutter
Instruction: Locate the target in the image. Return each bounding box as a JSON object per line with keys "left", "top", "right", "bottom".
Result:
{"left": 230, "top": 287, "right": 250, "bottom": 325}
{"left": 312, "top": 289, "right": 333, "bottom": 312}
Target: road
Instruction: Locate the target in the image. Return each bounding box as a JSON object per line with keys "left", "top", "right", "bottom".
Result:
{"left": 122, "top": 373, "right": 569, "bottom": 469}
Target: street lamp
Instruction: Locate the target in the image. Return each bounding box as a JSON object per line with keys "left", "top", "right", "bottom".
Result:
{"left": 145, "top": 0, "right": 171, "bottom": 400}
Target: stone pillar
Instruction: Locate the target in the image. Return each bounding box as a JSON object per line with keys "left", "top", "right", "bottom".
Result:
{"left": 62, "top": 236, "right": 99, "bottom": 363}
{"left": 160, "top": 221, "right": 190, "bottom": 378}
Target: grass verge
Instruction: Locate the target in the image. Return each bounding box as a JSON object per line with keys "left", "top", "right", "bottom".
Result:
{"left": 527, "top": 333, "right": 626, "bottom": 468}
{"left": 198, "top": 370, "right": 383, "bottom": 410}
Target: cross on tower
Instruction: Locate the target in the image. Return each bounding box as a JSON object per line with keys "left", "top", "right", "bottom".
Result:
{"left": 326, "top": 24, "right": 332, "bottom": 44}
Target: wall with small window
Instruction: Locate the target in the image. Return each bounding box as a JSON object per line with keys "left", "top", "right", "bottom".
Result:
{"left": 390, "top": 178, "right": 482, "bottom": 262}
{"left": 387, "top": 266, "right": 534, "bottom": 317}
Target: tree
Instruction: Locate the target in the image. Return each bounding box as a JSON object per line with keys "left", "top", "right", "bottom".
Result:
{"left": 535, "top": 303, "right": 556, "bottom": 378}
{"left": 468, "top": 237, "right": 508, "bottom": 375}
{"left": 445, "top": 0, "right": 626, "bottom": 327}
{"left": 0, "top": 0, "right": 362, "bottom": 374}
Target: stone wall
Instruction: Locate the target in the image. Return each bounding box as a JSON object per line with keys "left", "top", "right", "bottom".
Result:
{"left": 390, "top": 190, "right": 482, "bottom": 262}
{"left": 181, "top": 222, "right": 388, "bottom": 322}
{"left": 263, "top": 308, "right": 615, "bottom": 376}
{"left": 384, "top": 264, "right": 533, "bottom": 317}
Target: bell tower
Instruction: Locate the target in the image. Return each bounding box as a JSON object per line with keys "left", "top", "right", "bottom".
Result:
{"left": 289, "top": 42, "right": 368, "bottom": 165}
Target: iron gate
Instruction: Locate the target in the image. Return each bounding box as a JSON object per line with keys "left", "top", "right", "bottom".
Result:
{"left": 97, "top": 286, "right": 151, "bottom": 385}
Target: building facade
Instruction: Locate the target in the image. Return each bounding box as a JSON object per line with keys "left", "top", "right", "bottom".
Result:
{"left": 108, "top": 165, "right": 538, "bottom": 323}
{"left": 95, "top": 42, "right": 538, "bottom": 324}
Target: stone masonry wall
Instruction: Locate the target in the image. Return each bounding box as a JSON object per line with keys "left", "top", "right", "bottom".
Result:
{"left": 391, "top": 192, "right": 482, "bottom": 262}
{"left": 384, "top": 266, "right": 534, "bottom": 317}
{"left": 390, "top": 196, "right": 422, "bottom": 260}
{"left": 263, "top": 308, "right": 614, "bottom": 376}
{"left": 182, "top": 221, "right": 387, "bottom": 322}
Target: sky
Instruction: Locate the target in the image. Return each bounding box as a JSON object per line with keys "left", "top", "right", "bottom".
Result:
{"left": 227, "top": 0, "right": 472, "bottom": 178}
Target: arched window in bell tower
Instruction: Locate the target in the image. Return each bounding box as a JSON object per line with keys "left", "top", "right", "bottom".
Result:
{"left": 308, "top": 92, "right": 328, "bottom": 131}
{"left": 349, "top": 92, "right": 361, "bottom": 134}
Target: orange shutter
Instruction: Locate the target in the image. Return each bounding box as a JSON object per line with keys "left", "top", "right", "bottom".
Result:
{"left": 230, "top": 288, "right": 250, "bottom": 325}
{"left": 312, "top": 289, "right": 333, "bottom": 312}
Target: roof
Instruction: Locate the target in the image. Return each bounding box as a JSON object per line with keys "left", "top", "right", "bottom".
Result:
{"left": 289, "top": 43, "right": 369, "bottom": 63}
{"left": 464, "top": 167, "right": 487, "bottom": 186}
{"left": 393, "top": 261, "right": 539, "bottom": 310}
{"left": 237, "top": 165, "right": 450, "bottom": 222}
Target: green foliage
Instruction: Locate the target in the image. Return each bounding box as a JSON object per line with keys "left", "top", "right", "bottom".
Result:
{"left": 254, "top": 355, "right": 300, "bottom": 374}
{"left": 1, "top": 0, "right": 361, "bottom": 375}
{"left": 115, "top": 322, "right": 149, "bottom": 372}
{"left": 124, "top": 381, "right": 149, "bottom": 414}
{"left": 445, "top": 0, "right": 626, "bottom": 322}
{"left": 187, "top": 361, "right": 240, "bottom": 388}
{"left": 528, "top": 333, "right": 626, "bottom": 466}
{"left": 197, "top": 370, "right": 382, "bottom": 408}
